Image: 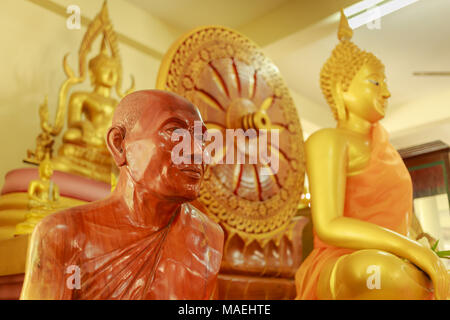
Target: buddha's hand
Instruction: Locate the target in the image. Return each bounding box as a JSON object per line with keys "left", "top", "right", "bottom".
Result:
{"left": 416, "top": 232, "right": 437, "bottom": 249}
{"left": 415, "top": 245, "right": 449, "bottom": 300}
{"left": 81, "top": 121, "right": 95, "bottom": 137}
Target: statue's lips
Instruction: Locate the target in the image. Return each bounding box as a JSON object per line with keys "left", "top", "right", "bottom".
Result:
{"left": 179, "top": 166, "right": 202, "bottom": 179}
{"left": 375, "top": 98, "right": 388, "bottom": 115}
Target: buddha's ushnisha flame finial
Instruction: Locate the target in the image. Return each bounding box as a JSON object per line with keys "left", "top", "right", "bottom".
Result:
{"left": 320, "top": 8, "right": 384, "bottom": 121}
{"left": 337, "top": 9, "right": 353, "bottom": 41}
{"left": 100, "top": 35, "right": 109, "bottom": 56}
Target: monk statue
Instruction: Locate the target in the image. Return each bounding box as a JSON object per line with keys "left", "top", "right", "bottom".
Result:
{"left": 20, "top": 90, "right": 224, "bottom": 300}
{"left": 295, "top": 12, "right": 449, "bottom": 300}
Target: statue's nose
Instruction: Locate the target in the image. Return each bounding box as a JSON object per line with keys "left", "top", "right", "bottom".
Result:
{"left": 188, "top": 134, "right": 204, "bottom": 164}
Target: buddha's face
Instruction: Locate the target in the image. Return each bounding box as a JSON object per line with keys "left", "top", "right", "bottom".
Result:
{"left": 89, "top": 55, "right": 119, "bottom": 88}
{"left": 342, "top": 63, "right": 391, "bottom": 123}
{"left": 124, "top": 92, "right": 206, "bottom": 202}
{"left": 39, "top": 161, "right": 53, "bottom": 180}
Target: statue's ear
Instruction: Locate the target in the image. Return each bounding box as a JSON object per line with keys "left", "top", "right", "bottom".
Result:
{"left": 331, "top": 82, "right": 347, "bottom": 121}
{"left": 106, "top": 126, "right": 126, "bottom": 167}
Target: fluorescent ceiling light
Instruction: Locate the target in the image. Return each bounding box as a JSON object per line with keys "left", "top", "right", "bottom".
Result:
{"left": 344, "top": 0, "right": 385, "bottom": 17}
{"left": 345, "top": 0, "right": 419, "bottom": 29}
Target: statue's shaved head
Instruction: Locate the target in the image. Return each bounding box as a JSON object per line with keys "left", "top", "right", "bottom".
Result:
{"left": 112, "top": 89, "right": 197, "bottom": 135}
{"left": 107, "top": 88, "right": 205, "bottom": 203}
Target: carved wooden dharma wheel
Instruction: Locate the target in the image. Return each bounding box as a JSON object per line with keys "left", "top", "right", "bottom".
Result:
{"left": 157, "top": 26, "right": 308, "bottom": 299}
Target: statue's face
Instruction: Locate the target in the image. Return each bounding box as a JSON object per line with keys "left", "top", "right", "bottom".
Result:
{"left": 39, "top": 161, "right": 53, "bottom": 179}
{"left": 90, "top": 56, "right": 118, "bottom": 88}
{"left": 124, "top": 93, "right": 206, "bottom": 202}
{"left": 343, "top": 63, "right": 391, "bottom": 122}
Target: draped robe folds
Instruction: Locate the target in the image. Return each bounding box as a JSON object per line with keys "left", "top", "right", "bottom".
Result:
{"left": 22, "top": 201, "right": 224, "bottom": 300}
{"left": 295, "top": 123, "right": 414, "bottom": 299}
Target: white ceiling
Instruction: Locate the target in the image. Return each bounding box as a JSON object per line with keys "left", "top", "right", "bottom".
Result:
{"left": 127, "top": 0, "right": 450, "bottom": 149}
{"left": 264, "top": 0, "right": 450, "bottom": 147}
{"left": 127, "top": 0, "right": 289, "bottom": 30}
{"left": 266, "top": 0, "right": 450, "bottom": 113}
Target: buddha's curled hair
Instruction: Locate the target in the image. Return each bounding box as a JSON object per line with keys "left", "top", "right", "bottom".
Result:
{"left": 320, "top": 12, "right": 384, "bottom": 120}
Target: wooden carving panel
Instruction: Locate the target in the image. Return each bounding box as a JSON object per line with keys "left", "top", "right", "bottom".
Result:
{"left": 157, "top": 26, "right": 305, "bottom": 241}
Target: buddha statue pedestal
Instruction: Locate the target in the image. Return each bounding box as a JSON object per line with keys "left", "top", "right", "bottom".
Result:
{"left": 217, "top": 214, "right": 312, "bottom": 299}
{"left": 0, "top": 167, "right": 110, "bottom": 299}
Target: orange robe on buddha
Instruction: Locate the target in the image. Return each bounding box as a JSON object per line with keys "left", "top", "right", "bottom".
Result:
{"left": 295, "top": 123, "right": 413, "bottom": 299}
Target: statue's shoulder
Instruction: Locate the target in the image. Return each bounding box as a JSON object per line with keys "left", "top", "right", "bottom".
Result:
{"left": 34, "top": 210, "right": 73, "bottom": 240}
{"left": 29, "top": 210, "right": 77, "bottom": 264}
{"left": 183, "top": 203, "right": 224, "bottom": 250}
{"left": 68, "top": 91, "right": 90, "bottom": 102}
{"left": 33, "top": 201, "right": 99, "bottom": 247}
{"left": 306, "top": 127, "right": 347, "bottom": 149}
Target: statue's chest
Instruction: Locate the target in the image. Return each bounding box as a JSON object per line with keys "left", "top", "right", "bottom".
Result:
{"left": 76, "top": 226, "right": 215, "bottom": 299}
{"left": 143, "top": 231, "right": 215, "bottom": 299}
{"left": 83, "top": 96, "right": 116, "bottom": 117}
{"left": 346, "top": 136, "right": 371, "bottom": 175}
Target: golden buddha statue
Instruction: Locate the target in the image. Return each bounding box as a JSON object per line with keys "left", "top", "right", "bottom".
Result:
{"left": 53, "top": 39, "right": 120, "bottom": 182}
{"left": 25, "top": 98, "right": 54, "bottom": 165}
{"left": 61, "top": 40, "right": 118, "bottom": 148}
{"left": 27, "top": 154, "right": 59, "bottom": 208}
{"left": 295, "top": 11, "right": 449, "bottom": 300}
{"left": 0, "top": 2, "right": 123, "bottom": 293}
{"left": 35, "top": 1, "right": 133, "bottom": 183}
{"left": 15, "top": 154, "right": 61, "bottom": 235}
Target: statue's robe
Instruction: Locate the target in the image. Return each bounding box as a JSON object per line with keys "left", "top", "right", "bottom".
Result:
{"left": 21, "top": 200, "right": 223, "bottom": 300}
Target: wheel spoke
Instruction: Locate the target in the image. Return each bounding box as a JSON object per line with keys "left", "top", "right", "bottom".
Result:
{"left": 259, "top": 95, "right": 274, "bottom": 111}
{"left": 253, "top": 164, "right": 263, "bottom": 201}
{"left": 233, "top": 164, "right": 243, "bottom": 195}
{"left": 209, "top": 62, "right": 230, "bottom": 98}
{"left": 195, "top": 88, "right": 226, "bottom": 112}
{"left": 231, "top": 58, "right": 241, "bottom": 96}
{"left": 248, "top": 70, "right": 257, "bottom": 99}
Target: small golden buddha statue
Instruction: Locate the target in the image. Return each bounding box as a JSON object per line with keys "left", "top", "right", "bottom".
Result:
{"left": 16, "top": 154, "right": 60, "bottom": 235}
{"left": 25, "top": 98, "right": 54, "bottom": 165}
{"left": 295, "top": 11, "right": 449, "bottom": 300}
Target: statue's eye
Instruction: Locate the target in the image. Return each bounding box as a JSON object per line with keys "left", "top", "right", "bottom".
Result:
{"left": 368, "top": 79, "right": 379, "bottom": 86}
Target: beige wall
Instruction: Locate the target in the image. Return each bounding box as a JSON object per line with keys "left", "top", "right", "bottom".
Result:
{"left": 0, "top": 0, "right": 182, "bottom": 186}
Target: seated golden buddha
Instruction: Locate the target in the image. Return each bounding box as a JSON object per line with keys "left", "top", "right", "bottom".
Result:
{"left": 0, "top": 4, "right": 123, "bottom": 286}
{"left": 15, "top": 154, "right": 61, "bottom": 235}
{"left": 295, "top": 12, "right": 449, "bottom": 300}
{"left": 52, "top": 39, "right": 119, "bottom": 183}
{"left": 26, "top": 155, "right": 59, "bottom": 209}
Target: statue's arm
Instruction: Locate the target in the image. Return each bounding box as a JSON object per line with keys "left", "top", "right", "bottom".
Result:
{"left": 67, "top": 93, "right": 86, "bottom": 129}
{"left": 306, "top": 129, "right": 441, "bottom": 279}
{"left": 52, "top": 184, "right": 60, "bottom": 202}
{"left": 191, "top": 204, "right": 224, "bottom": 300}
{"left": 27, "top": 181, "right": 39, "bottom": 200}
{"left": 20, "top": 219, "right": 68, "bottom": 300}
{"left": 205, "top": 218, "right": 224, "bottom": 300}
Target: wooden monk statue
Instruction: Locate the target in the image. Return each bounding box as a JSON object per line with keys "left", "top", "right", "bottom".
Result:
{"left": 20, "top": 90, "right": 224, "bottom": 300}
